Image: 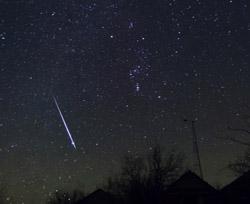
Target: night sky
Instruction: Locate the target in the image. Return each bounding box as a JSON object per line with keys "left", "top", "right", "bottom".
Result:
{"left": 1, "top": 0, "right": 250, "bottom": 203}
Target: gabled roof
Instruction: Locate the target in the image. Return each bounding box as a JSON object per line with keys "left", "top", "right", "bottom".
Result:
{"left": 222, "top": 170, "right": 250, "bottom": 194}
{"left": 77, "top": 189, "right": 116, "bottom": 204}
{"left": 166, "top": 170, "right": 217, "bottom": 195}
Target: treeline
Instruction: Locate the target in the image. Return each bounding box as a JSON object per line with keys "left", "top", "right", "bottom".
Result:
{"left": 1, "top": 145, "right": 249, "bottom": 203}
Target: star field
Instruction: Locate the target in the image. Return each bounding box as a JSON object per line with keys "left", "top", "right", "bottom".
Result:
{"left": 0, "top": 0, "right": 250, "bottom": 203}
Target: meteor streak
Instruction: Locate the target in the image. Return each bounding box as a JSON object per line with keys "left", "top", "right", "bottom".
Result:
{"left": 53, "top": 96, "right": 76, "bottom": 149}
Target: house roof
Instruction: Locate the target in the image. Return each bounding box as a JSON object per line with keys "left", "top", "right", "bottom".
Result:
{"left": 166, "top": 170, "right": 217, "bottom": 195}
{"left": 76, "top": 189, "right": 117, "bottom": 204}
{"left": 222, "top": 170, "right": 250, "bottom": 194}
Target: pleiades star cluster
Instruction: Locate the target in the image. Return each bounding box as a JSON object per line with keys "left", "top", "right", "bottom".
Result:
{"left": 0, "top": 0, "right": 249, "bottom": 203}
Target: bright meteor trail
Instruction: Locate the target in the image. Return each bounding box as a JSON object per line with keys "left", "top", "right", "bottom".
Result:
{"left": 53, "top": 96, "right": 76, "bottom": 149}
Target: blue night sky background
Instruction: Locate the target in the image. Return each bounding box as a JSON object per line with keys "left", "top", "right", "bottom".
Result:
{"left": 0, "top": 0, "right": 250, "bottom": 203}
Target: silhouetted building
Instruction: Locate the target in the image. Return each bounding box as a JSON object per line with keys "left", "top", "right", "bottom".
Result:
{"left": 164, "top": 170, "right": 220, "bottom": 204}
{"left": 76, "top": 189, "right": 118, "bottom": 204}
{"left": 222, "top": 170, "right": 250, "bottom": 204}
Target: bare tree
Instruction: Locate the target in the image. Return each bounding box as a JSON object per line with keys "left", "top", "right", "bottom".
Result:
{"left": 121, "top": 155, "right": 147, "bottom": 182}
{"left": 104, "top": 145, "right": 185, "bottom": 204}
{"left": 146, "top": 145, "right": 184, "bottom": 204}
{"left": 104, "top": 155, "right": 147, "bottom": 204}
{"left": 217, "top": 114, "right": 250, "bottom": 146}
{"left": 229, "top": 147, "right": 250, "bottom": 176}
{"left": 218, "top": 116, "right": 250, "bottom": 175}
{"left": 148, "top": 145, "right": 184, "bottom": 187}
{"left": 216, "top": 126, "right": 250, "bottom": 148}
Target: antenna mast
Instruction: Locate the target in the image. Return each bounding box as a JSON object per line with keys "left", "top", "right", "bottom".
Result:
{"left": 184, "top": 119, "right": 203, "bottom": 179}
{"left": 191, "top": 120, "right": 203, "bottom": 179}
